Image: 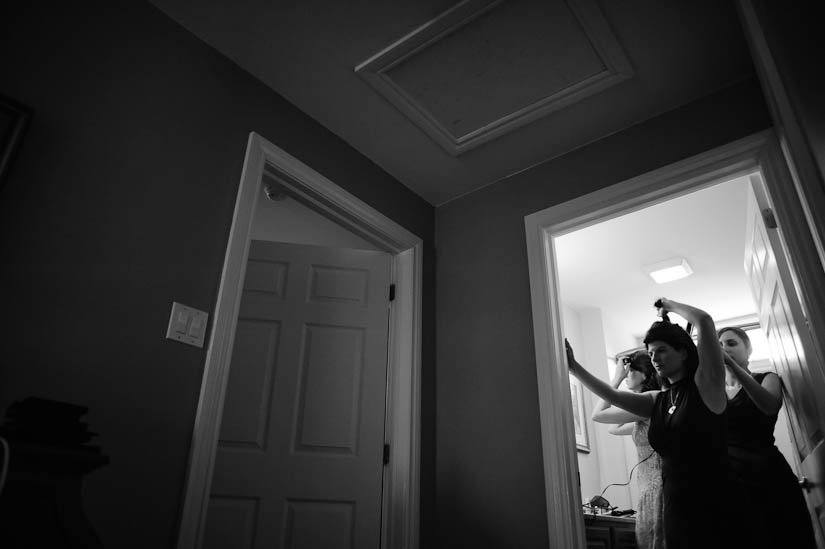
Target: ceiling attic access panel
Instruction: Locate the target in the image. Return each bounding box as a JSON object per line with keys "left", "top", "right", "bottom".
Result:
{"left": 355, "top": 0, "right": 633, "bottom": 156}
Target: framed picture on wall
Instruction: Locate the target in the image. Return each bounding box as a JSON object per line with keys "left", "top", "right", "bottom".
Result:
{"left": 0, "top": 93, "right": 33, "bottom": 189}
{"left": 569, "top": 375, "right": 590, "bottom": 452}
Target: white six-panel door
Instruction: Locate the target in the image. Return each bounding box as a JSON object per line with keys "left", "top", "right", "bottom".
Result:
{"left": 205, "top": 240, "right": 392, "bottom": 549}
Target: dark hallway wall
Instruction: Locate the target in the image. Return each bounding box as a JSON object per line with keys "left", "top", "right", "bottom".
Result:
{"left": 0, "top": 2, "right": 434, "bottom": 547}
{"left": 433, "top": 79, "right": 771, "bottom": 548}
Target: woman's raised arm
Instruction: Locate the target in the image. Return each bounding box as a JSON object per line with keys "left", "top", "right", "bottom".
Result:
{"left": 591, "top": 360, "right": 648, "bottom": 424}
{"left": 608, "top": 423, "right": 635, "bottom": 436}
{"left": 656, "top": 298, "right": 727, "bottom": 413}
{"left": 724, "top": 352, "right": 783, "bottom": 415}
{"left": 566, "top": 339, "right": 656, "bottom": 418}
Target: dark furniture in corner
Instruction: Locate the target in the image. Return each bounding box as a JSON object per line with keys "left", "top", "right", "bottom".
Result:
{"left": 0, "top": 397, "right": 109, "bottom": 548}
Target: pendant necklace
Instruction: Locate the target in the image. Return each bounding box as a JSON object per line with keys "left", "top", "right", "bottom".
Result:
{"left": 668, "top": 386, "right": 679, "bottom": 415}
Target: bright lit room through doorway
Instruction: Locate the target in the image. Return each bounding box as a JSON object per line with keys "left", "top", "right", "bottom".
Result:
{"left": 554, "top": 174, "right": 799, "bottom": 512}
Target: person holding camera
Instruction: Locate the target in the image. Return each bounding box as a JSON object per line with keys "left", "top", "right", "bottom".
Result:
{"left": 590, "top": 351, "right": 664, "bottom": 549}
{"left": 567, "top": 298, "right": 737, "bottom": 548}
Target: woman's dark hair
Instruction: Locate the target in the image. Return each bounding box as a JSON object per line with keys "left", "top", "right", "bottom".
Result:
{"left": 717, "top": 326, "right": 752, "bottom": 349}
{"left": 643, "top": 320, "right": 699, "bottom": 386}
{"left": 627, "top": 350, "right": 661, "bottom": 391}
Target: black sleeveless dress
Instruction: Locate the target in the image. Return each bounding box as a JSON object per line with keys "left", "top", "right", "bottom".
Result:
{"left": 727, "top": 372, "right": 816, "bottom": 549}
{"left": 647, "top": 378, "right": 735, "bottom": 549}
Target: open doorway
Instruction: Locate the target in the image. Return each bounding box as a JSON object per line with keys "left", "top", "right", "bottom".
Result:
{"left": 553, "top": 175, "right": 799, "bottom": 513}
{"left": 525, "top": 131, "right": 825, "bottom": 548}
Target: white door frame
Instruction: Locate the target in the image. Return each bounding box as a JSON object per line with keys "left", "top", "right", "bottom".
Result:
{"left": 177, "top": 132, "right": 423, "bottom": 549}
{"left": 524, "top": 129, "right": 825, "bottom": 548}
{"left": 737, "top": 0, "right": 825, "bottom": 273}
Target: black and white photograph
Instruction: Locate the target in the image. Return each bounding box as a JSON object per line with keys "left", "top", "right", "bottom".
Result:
{"left": 1, "top": 2, "right": 822, "bottom": 548}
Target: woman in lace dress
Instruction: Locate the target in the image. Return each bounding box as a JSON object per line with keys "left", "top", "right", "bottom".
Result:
{"left": 591, "top": 351, "right": 664, "bottom": 549}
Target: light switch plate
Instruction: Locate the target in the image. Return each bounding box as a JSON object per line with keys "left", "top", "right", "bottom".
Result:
{"left": 166, "top": 302, "right": 209, "bottom": 348}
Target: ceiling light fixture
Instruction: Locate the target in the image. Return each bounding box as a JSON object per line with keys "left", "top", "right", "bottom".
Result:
{"left": 644, "top": 257, "right": 693, "bottom": 284}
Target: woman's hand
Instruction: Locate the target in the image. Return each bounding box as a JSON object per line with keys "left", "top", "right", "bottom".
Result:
{"left": 565, "top": 338, "right": 583, "bottom": 374}
{"left": 611, "top": 358, "right": 630, "bottom": 387}
{"left": 654, "top": 297, "right": 672, "bottom": 318}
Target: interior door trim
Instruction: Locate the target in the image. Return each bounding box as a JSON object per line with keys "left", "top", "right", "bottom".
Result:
{"left": 177, "top": 132, "right": 424, "bottom": 549}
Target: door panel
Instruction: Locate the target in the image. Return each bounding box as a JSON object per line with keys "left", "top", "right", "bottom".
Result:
{"left": 206, "top": 240, "right": 392, "bottom": 549}
{"left": 744, "top": 185, "right": 825, "bottom": 543}
{"left": 295, "top": 324, "right": 364, "bottom": 453}
{"left": 284, "top": 500, "right": 355, "bottom": 549}
{"left": 204, "top": 497, "right": 258, "bottom": 549}
{"left": 219, "top": 319, "right": 280, "bottom": 450}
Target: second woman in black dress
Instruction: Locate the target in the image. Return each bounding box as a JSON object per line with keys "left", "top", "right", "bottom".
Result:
{"left": 720, "top": 326, "right": 816, "bottom": 549}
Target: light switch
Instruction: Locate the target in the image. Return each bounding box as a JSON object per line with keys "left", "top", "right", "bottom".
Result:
{"left": 187, "top": 315, "right": 203, "bottom": 338}
{"left": 166, "top": 302, "right": 209, "bottom": 348}
{"left": 174, "top": 309, "right": 189, "bottom": 334}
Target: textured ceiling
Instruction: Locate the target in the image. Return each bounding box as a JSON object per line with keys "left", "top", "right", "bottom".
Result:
{"left": 150, "top": 0, "right": 755, "bottom": 205}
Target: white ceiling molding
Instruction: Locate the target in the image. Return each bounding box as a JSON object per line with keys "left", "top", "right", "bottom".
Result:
{"left": 355, "top": 0, "right": 633, "bottom": 156}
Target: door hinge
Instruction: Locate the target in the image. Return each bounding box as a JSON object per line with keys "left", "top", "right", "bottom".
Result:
{"left": 383, "top": 443, "right": 390, "bottom": 465}
{"left": 762, "top": 208, "right": 778, "bottom": 229}
{"left": 389, "top": 284, "right": 396, "bottom": 302}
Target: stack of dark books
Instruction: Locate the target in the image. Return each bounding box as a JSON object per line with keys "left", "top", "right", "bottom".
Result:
{"left": 2, "top": 397, "right": 95, "bottom": 444}
{"left": 0, "top": 397, "right": 107, "bottom": 473}
{"left": 0, "top": 397, "right": 108, "bottom": 548}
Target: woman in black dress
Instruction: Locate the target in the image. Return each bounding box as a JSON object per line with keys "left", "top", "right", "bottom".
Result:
{"left": 719, "top": 326, "right": 816, "bottom": 549}
{"left": 644, "top": 298, "right": 734, "bottom": 549}
{"left": 566, "top": 297, "right": 734, "bottom": 549}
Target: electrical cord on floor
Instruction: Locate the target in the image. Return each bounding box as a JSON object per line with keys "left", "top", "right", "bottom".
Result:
{"left": 0, "top": 435, "right": 9, "bottom": 497}
{"left": 593, "top": 450, "right": 655, "bottom": 505}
